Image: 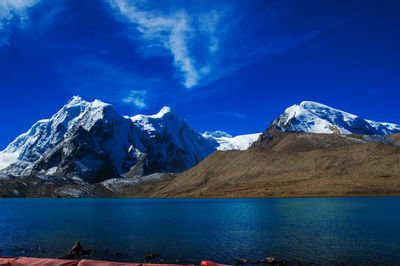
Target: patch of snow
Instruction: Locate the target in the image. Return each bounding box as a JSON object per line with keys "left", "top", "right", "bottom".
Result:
{"left": 102, "top": 173, "right": 170, "bottom": 191}
{"left": 11, "top": 189, "right": 23, "bottom": 196}
{"left": 46, "top": 166, "right": 58, "bottom": 175}
{"left": 0, "top": 152, "right": 20, "bottom": 170}
{"left": 56, "top": 188, "right": 84, "bottom": 198}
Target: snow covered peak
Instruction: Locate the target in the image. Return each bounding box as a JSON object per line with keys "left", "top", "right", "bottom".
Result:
{"left": 130, "top": 106, "right": 188, "bottom": 135}
{"left": 159, "top": 106, "right": 173, "bottom": 114}
{"left": 272, "top": 101, "right": 400, "bottom": 135}
{"left": 299, "top": 101, "right": 334, "bottom": 109}
{"left": 151, "top": 106, "right": 175, "bottom": 119}
{"left": 52, "top": 96, "right": 116, "bottom": 133}
{"left": 91, "top": 99, "right": 110, "bottom": 107}
{"left": 66, "top": 95, "right": 87, "bottom": 106}
{"left": 131, "top": 106, "right": 177, "bottom": 123}
{"left": 1, "top": 96, "right": 119, "bottom": 166}
{"left": 65, "top": 96, "right": 110, "bottom": 110}
{"left": 61, "top": 96, "right": 90, "bottom": 119}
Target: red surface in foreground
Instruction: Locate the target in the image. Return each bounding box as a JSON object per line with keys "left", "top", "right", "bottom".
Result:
{"left": 0, "top": 257, "right": 14, "bottom": 266}
{"left": 0, "top": 257, "right": 229, "bottom": 266}
{"left": 8, "top": 257, "right": 78, "bottom": 266}
{"left": 201, "top": 261, "right": 230, "bottom": 266}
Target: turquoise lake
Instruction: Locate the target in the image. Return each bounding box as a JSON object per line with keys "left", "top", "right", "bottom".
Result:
{"left": 0, "top": 197, "right": 399, "bottom": 265}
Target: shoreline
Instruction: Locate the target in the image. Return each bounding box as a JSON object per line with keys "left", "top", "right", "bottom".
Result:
{"left": 2, "top": 193, "right": 400, "bottom": 199}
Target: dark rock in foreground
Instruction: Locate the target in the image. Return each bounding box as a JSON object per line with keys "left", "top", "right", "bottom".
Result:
{"left": 71, "top": 241, "right": 83, "bottom": 252}
{"left": 144, "top": 253, "right": 158, "bottom": 259}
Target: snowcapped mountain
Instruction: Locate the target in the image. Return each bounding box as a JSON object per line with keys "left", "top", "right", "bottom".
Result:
{"left": 3, "top": 98, "right": 396, "bottom": 185}
{"left": 203, "top": 131, "right": 260, "bottom": 150}
{"left": 271, "top": 101, "right": 400, "bottom": 135}
{"left": 0, "top": 96, "right": 117, "bottom": 176}
{"left": 0, "top": 96, "right": 217, "bottom": 183}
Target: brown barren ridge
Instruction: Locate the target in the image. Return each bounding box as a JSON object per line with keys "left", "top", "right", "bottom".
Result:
{"left": 152, "top": 131, "right": 400, "bottom": 198}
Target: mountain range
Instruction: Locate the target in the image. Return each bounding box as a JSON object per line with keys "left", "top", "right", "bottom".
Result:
{"left": 0, "top": 96, "right": 258, "bottom": 183}
{"left": 0, "top": 98, "right": 399, "bottom": 197}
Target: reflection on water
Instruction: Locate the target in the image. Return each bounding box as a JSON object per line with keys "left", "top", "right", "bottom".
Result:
{"left": 0, "top": 197, "right": 399, "bottom": 265}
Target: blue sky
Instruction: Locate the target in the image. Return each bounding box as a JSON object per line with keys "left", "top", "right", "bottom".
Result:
{"left": 0, "top": 0, "right": 399, "bottom": 149}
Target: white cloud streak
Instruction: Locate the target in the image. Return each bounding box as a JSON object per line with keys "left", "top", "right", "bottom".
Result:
{"left": 0, "top": 0, "right": 40, "bottom": 44}
{"left": 197, "top": 10, "right": 220, "bottom": 54}
{"left": 107, "top": 0, "right": 220, "bottom": 89}
{"left": 123, "top": 90, "right": 147, "bottom": 109}
{"left": 0, "top": 0, "right": 40, "bottom": 25}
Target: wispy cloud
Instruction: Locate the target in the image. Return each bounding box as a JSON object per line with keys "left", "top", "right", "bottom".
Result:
{"left": 122, "top": 90, "right": 147, "bottom": 109}
{"left": 0, "top": 0, "right": 40, "bottom": 44}
{"left": 107, "top": 0, "right": 221, "bottom": 89}
{"left": 0, "top": 0, "right": 338, "bottom": 111}
{"left": 105, "top": 0, "right": 331, "bottom": 96}
{"left": 0, "top": 0, "right": 40, "bottom": 21}
{"left": 197, "top": 10, "right": 220, "bottom": 55}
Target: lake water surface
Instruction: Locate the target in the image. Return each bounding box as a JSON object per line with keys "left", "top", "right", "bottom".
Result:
{"left": 0, "top": 197, "right": 399, "bottom": 265}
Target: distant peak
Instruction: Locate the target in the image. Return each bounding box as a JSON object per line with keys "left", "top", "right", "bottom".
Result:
{"left": 160, "top": 106, "right": 173, "bottom": 114}
{"left": 299, "top": 101, "right": 331, "bottom": 109}
{"left": 130, "top": 106, "right": 181, "bottom": 123}
{"left": 65, "top": 96, "right": 111, "bottom": 109}
{"left": 91, "top": 99, "right": 110, "bottom": 107}
{"left": 68, "top": 95, "right": 84, "bottom": 102}
{"left": 274, "top": 100, "right": 400, "bottom": 135}
{"left": 66, "top": 95, "right": 87, "bottom": 106}
{"left": 71, "top": 95, "right": 82, "bottom": 100}
{"left": 152, "top": 106, "right": 175, "bottom": 118}
{"left": 282, "top": 101, "right": 336, "bottom": 116}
